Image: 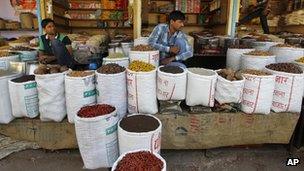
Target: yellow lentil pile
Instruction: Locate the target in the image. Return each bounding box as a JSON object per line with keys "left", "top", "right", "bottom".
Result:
{"left": 244, "top": 50, "right": 273, "bottom": 56}
{"left": 68, "top": 71, "right": 94, "bottom": 77}
{"left": 128, "top": 60, "right": 155, "bottom": 72}
{"left": 296, "top": 57, "right": 304, "bottom": 64}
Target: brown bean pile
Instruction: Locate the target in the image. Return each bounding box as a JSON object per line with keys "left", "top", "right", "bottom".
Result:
{"left": 34, "top": 64, "right": 69, "bottom": 75}
{"left": 132, "top": 45, "right": 155, "bottom": 51}
{"left": 11, "top": 75, "right": 35, "bottom": 83}
{"left": 266, "top": 63, "right": 303, "bottom": 74}
{"left": 11, "top": 46, "right": 35, "bottom": 51}
{"left": 244, "top": 50, "right": 273, "bottom": 56}
{"left": 217, "top": 69, "right": 243, "bottom": 81}
{"left": 115, "top": 151, "right": 163, "bottom": 171}
{"left": 97, "top": 63, "right": 125, "bottom": 74}
{"left": 241, "top": 69, "right": 271, "bottom": 76}
{"left": 68, "top": 71, "right": 94, "bottom": 77}
{"left": 159, "top": 66, "right": 183, "bottom": 74}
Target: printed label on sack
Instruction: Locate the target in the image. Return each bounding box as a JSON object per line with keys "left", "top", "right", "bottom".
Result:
{"left": 127, "top": 72, "right": 138, "bottom": 113}
{"left": 241, "top": 75, "right": 261, "bottom": 113}
{"left": 272, "top": 75, "right": 294, "bottom": 111}
{"left": 106, "top": 138, "right": 119, "bottom": 166}
{"left": 157, "top": 75, "right": 175, "bottom": 100}
{"left": 106, "top": 124, "right": 117, "bottom": 135}
{"left": 149, "top": 53, "right": 159, "bottom": 65}
{"left": 24, "top": 94, "right": 39, "bottom": 117}
{"left": 151, "top": 132, "right": 161, "bottom": 153}
{"left": 83, "top": 89, "right": 96, "bottom": 98}
{"left": 24, "top": 82, "right": 37, "bottom": 90}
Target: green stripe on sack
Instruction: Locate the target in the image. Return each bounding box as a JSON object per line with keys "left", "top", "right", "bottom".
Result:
{"left": 83, "top": 89, "right": 96, "bottom": 98}
{"left": 24, "top": 82, "right": 37, "bottom": 90}
{"left": 106, "top": 124, "right": 117, "bottom": 135}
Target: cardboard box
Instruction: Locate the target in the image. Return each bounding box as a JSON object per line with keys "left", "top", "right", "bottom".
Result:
{"left": 0, "top": 112, "right": 299, "bottom": 150}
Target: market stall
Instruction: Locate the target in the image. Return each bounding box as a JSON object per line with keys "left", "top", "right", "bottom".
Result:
{"left": 0, "top": 0, "right": 304, "bottom": 170}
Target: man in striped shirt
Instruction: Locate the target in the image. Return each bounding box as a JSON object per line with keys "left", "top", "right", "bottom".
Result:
{"left": 148, "top": 11, "right": 193, "bottom": 68}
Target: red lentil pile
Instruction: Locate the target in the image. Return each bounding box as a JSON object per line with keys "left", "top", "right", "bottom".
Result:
{"left": 77, "top": 104, "right": 115, "bottom": 118}
{"left": 115, "top": 151, "right": 164, "bottom": 171}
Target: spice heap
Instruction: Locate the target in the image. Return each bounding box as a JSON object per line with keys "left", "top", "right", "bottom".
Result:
{"left": 266, "top": 63, "right": 303, "bottom": 74}
{"left": 129, "top": 60, "right": 155, "bottom": 72}
{"left": 0, "top": 51, "right": 14, "bottom": 57}
{"left": 132, "top": 45, "right": 155, "bottom": 51}
{"left": 115, "top": 151, "right": 163, "bottom": 171}
{"left": 275, "top": 44, "right": 294, "bottom": 48}
{"left": 241, "top": 69, "right": 271, "bottom": 76}
{"left": 217, "top": 69, "right": 243, "bottom": 81}
{"left": 11, "top": 46, "right": 35, "bottom": 51}
{"left": 68, "top": 71, "right": 94, "bottom": 77}
{"left": 11, "top": 75, "right": 35, "bottom": 83}
{"left": 159, "top": 66, "right": 183, "bottom": 74}
{"left": 244, "top": 50, "right": 273, "bottom": 56}
{"left": 97, "top": 63, "right": 125, "bottom": 74}
{"left": 77, "top": 104, "right": 115, "bottom": 118}
{"left": 34, "top": 65, "right": 69, "bottom": 75}
{"left": 296, "top": 57, "right": 304, "bottom": 63}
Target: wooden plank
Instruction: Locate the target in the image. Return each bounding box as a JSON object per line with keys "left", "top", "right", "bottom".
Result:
{"left": 0, "top": 112, "right": 299, "bottom": 150}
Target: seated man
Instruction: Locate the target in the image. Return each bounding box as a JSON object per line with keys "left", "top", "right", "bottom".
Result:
{"left": 38, "top": 18, "right": 75, "bottom": 68}
{"left": 148, "top": 10, "right": 193, "bottom": 68}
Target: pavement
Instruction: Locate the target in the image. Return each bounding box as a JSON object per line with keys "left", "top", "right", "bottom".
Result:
{"left": 0, "top": 145, "right": 303, "bottom": 171}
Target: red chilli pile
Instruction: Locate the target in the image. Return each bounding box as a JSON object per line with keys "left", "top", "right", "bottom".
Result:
{"left": 77, "top": 104, "right": 115, "bottom": 118}
{"left": 115, "top": 151, "right": 163, "bottom": 171}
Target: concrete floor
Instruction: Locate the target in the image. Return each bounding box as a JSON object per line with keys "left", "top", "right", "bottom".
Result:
{"left": 0, "top": 145, "right": 303, "bottom": 171}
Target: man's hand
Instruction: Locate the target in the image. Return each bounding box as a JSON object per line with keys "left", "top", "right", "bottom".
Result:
{"left": 38, "top": 55, "right": 55, "bottom": 64}
{"left": 161, "top": 57, "right": 175, "bottom": 65}
{"left": 170, "top": 46, "right": 180, "bottom": 54}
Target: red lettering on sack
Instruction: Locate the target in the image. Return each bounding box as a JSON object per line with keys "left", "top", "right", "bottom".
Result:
{"left": 127, "top": 78, "right": 133, "bottom": 86}
{"left": 242, "top": 100, "right": 254, "bottom": 108}
{"left": 272, "top": 101, "right": 287, "bottom": 109}
{"left": 245, "top": 76, "right": 256, "bottom": 82}
{"left": 243, "top": 88, "right": 254, "bottom": 95}
{"left": 273, "top": 90, "right": 286, "bottom": 98}
{"left": 154, "top": 134, "right": 161, "bottom": 151}
{"left": 128, "top": 105, "right": 136, "bottom": 112}
{"left": 163, "top": 80, "right": 169, "bottom": 87}
{"left": 157, "top": 77, "right": 162, "bottom": 85}
{"left": 128, "top": 93, "right": 134, "bottom": 100}
{"left": 275, "top": 76, "right": 288, "bottom": 84}
{"left": 152, "top": 54, "right": 159, "bottom": 62}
